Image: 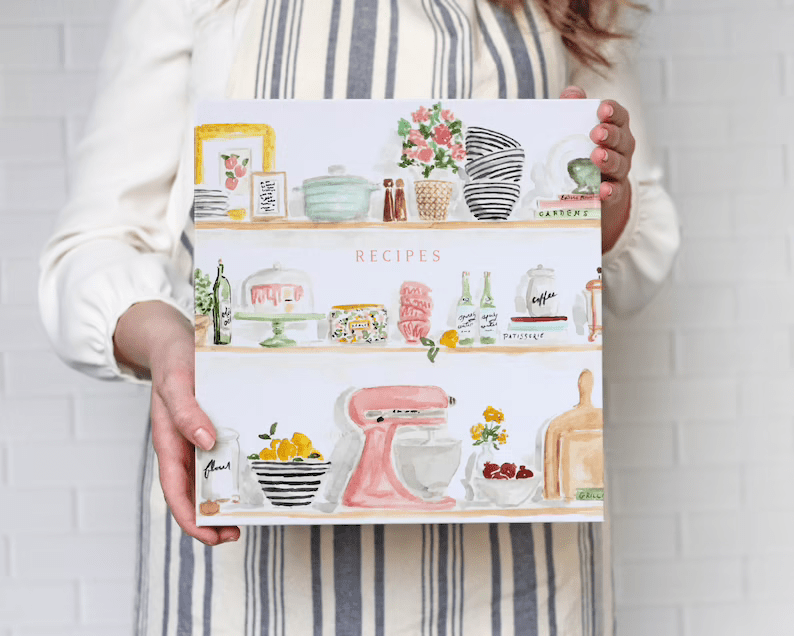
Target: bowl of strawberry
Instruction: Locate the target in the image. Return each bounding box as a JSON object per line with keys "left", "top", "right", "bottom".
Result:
{"left": 476, "top": 461, "right": 539, "bottom": 507}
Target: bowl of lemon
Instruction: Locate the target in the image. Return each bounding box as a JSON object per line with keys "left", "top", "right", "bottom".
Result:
{"left": 247, "top": 423, "right": 331, "bottom": 508}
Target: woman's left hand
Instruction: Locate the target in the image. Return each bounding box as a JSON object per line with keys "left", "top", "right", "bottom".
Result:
{"left": 560, "top": 86, "right": 633, "bottom": 254}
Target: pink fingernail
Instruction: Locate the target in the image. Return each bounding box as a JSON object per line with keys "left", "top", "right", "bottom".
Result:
{"left": 195, "top": 428, "right": 214, "bottom": 451}
{"left": 604, "top": 183, "right": 613, "bottom": 197}
{"left": 604, "top": 104, "right": 614, "bottom": 118}
{"left": 601, "top": 149, "right": 609, "bottom": 164}
{"left": 599, "top": 127, "right": 608, "bottom": 141}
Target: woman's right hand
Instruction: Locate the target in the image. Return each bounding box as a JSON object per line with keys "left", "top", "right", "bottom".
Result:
{"left": 114, "top": 301, "right": 240, "bottom": 545}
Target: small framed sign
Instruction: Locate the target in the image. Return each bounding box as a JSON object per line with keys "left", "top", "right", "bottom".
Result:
{"left": 251, "top": 171, "right": 287, "bottom": 221}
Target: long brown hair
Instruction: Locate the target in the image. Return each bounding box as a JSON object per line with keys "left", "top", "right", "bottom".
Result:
{"left": 491, "top": 0, "right": 645, "bottom": 69}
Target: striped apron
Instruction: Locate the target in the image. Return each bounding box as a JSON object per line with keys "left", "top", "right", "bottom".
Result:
{"left": 143, "top": 1, "right": 612, "bottom": 633}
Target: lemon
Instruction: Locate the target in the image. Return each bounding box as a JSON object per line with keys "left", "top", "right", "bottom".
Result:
{"left": 277, "top": 439, "right": 298, "bottom": 462}
{"left": 440, "top": 329, "right": 459, "bottom": 348}
{"left": 292, "top": 432, "right": 312, "bottom": 448}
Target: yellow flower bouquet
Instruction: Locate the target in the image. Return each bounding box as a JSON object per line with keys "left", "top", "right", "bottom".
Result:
{"left": 470, "top": 406, "right": 508, "bottom": 449}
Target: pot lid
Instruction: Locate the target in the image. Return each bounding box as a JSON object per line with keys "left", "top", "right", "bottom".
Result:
{"left": 527, "top": 264, "right": 555, "bottom": 277}
{"left": 302, "top": 164, "right": 370, "bottom": 186}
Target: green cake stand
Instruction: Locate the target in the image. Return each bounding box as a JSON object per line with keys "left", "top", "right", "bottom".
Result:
{"left": 234, "top": 312, "right": 325, "bottom": 348}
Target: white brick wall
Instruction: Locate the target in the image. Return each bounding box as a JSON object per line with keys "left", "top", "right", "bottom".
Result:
{"left": 1, "top": 0, "right": 792, "bottom": 635}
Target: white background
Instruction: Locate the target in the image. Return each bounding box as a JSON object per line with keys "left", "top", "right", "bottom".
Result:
{"left": 2, "top": 0, "right": 794, "bottom": 634}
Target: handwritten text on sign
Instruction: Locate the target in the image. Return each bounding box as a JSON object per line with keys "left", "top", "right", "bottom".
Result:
{"left": 255, "top": 178, "right": 278, "bottom": 216}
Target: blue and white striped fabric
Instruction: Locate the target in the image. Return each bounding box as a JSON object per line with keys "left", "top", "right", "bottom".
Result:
{"left": 137, "top": 425, "right": 606, "bottom": 635}
{"left": 157, "top": 1, "right": 611, "bottom": 633}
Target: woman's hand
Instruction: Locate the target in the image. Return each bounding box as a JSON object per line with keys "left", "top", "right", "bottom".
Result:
{"left": 560, "top": 85, "right": 633, "bottom": 254}
{"left": 114, "top": 301, "right": 240, "bottom": 546}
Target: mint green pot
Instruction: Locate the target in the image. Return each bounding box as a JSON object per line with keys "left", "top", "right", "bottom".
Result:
{"left": 297, "top": 166, "right": 378, "bottom": 222}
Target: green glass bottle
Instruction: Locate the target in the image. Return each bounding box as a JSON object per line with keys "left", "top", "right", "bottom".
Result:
{"left": 456, "top": 271, "right": 475, "bottom": 346}
{"left": 479, "top": 271, "right": 497, "bottom": 345}
{"left": 212, "top": 259, "right": 232, "bottom": 345}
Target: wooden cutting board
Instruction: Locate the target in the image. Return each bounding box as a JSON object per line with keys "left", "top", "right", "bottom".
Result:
{"left": 543, "top": 369, "right": 604, "bottom": 501}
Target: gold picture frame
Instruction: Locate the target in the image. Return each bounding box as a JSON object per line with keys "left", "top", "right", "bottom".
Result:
{"left": 194, "top": 124, "right": 276, "bottom": 184}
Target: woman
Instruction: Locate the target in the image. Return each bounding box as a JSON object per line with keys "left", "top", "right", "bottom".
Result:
{"left": 39, "top": 0, "right": 678, "bottom": 633}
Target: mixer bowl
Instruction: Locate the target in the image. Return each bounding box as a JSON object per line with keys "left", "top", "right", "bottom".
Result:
{"left": 394, "top": 439, "right": 461, "bottom": 500}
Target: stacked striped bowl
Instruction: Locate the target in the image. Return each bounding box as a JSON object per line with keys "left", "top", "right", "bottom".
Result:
{"left": 250, "top": 460, "right": 332, "bottom": 507}
{"left": 463, "top": 127, "right": 525, "bottom": 221}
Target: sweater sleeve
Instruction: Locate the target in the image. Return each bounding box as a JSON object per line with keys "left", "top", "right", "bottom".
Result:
{"left": 38, "top": 0, "right": 196, "bottom": 383}
{"left": 569, "top": 37, "right": 681, "bottom": 316}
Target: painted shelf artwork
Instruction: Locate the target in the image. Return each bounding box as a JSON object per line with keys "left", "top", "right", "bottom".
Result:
{"left": 194, "top": 99, "right": 605, "bottom": 526}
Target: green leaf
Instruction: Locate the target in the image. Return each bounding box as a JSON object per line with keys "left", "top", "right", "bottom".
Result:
{"left": 419, "top": 123, "right": 432, "bottom": 137}
{"left": 258, "top": 433, "right": 271, "bottom": 440}
{"left": 242, "top": 158, "right": 249, "bottom": 166}
{"left": 247, "top": 453, "right": 259, "bottom": 460}
{"left": 270, "top": 422, "right": 278, "bottom": 436}
{"left": 423, "top": 165, "right": 433, "bottom": 179}
{"left": 231, "top": 154, "right": 239, "bottom": 159}
{"left": 473, "top": 440, "right": 483, "bottom": 446}
{"left": 221, "top": 154, "right": 229, "bottom": 160}
{"left": 428, "top": 347, "right": 439, "bottom": 363}
{"left": 309, "top": 452, "right": 321, "bottom": 459}
{"left": 226, "top": 171, "right": 235, "bottom": 178}
{"left": 420, "top": 337, "right": 435, "bottom": 347}
{"left": 397, "top": 118, "right": 412, "bottom": 137}
{"left": 293, "top": 457, "right": 304, "bottom": 462}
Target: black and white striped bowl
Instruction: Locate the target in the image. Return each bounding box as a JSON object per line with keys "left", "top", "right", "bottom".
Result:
{"left": 250, "top": 460, "right": 332, "bottom": 507}
{"left": 465, "top": 148, "right": 526, "bottom": 182}
{"left": 464, "top": 181, "right": 521, "bottom": 221}
{"left": 465, "top": 126, "right": 521, "bottom": 158}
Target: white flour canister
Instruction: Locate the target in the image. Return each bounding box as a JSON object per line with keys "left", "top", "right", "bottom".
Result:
{"left": 197, "top": 427, "right": 241, "bottom": 503}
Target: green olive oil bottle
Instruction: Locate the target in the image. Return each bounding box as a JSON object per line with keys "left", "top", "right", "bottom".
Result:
{"left": 212, "top": 259, "right": 232, "bottom": 345}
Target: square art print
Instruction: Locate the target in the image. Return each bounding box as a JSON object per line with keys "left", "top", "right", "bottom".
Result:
{"left": 194, "top": 99, "right": 604, "bottom": 526}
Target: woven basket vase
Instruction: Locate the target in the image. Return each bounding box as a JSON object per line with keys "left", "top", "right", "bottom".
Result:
{"left": 414, "top": 180, "right": 454, "bottom": 221}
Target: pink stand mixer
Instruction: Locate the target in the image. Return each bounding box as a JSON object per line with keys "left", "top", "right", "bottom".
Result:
{"left": 343, "top": 386, "right": 459, "bottom": 510}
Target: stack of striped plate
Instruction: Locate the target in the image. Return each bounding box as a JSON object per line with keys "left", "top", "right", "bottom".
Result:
{"left": 194, "top": 188, "right": 229, "bottom": 220}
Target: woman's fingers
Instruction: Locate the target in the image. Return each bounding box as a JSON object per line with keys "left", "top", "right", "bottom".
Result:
{"left": 560, "top": 85, "right": 586, "bottom": 99}
{"left": 157, "top": 366, "right": 216, "bottom": 452}
{"left": 598, "top": 99, "right": 629, "bottom": 128}
{"left": 591, "top": 146, "right": 630, "bottom": 182}
{"left": 590, "top": 122, "right": 635, "bottom": 157}
{"left": 600, "top": 180, "right": 630, "bottom": 210}
{"left": 152, "top": 391, "right": 240, "bottom": 545}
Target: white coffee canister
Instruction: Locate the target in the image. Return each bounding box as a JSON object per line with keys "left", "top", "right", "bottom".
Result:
{"left": 197, "top": 427, "right": 240, "bottom": 503}
{"left": 526, "top": 264, "right": 559, "bottom": 317}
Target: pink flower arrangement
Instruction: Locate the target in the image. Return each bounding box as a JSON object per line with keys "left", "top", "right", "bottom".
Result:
{"left": 398, "top": 103, "right": 466, "bottom": 178}
{"left": 449, "top": 144, "right": 466, "bottom": 161}
{"left": 432, "top": 124, "right": 452, "bottom": 147}
{"left": 412, "top": 106, "right": 431, "bottom": 123}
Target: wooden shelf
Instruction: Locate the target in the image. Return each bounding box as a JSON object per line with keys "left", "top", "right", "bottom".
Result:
{"left": 195, "top": 220, "right": 600, "bottom": 231}
{"left": 199, "top": 505, "right": 602, "bottom": 522}
{"left": 196, "top": 344, "right": 602, "bottom": 354}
